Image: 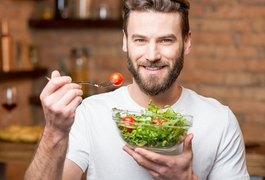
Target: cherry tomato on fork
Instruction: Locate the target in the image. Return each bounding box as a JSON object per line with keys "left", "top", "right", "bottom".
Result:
{"left": 109, "top": 72, "right": 124, "bottom": 86}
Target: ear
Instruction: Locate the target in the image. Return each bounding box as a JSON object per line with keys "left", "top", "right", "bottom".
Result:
{"left": 184, "top": 31, "right": 191, "bottom": 55}
{"left": 122, "top": 30, "right": 128, "bottom": 52}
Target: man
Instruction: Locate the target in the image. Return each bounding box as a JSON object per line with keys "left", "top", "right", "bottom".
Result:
{"left": 25, "top": 0, "right": 249, "bottom": 179}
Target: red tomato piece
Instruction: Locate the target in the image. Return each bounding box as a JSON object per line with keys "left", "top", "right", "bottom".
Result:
{"left": 122, "top": 116, "right": 135, "bottom": 126}
{"left": 152, "top": 118, "right": 162, "bottom": 125}
{"left": 122, "top": 116, "right": 135, "bottom": 133}
{"left": 109, "top": 72, "right": 124, "bottom": 86}
{"left": 152, "top": 118, "right": 168, "bottom": 125}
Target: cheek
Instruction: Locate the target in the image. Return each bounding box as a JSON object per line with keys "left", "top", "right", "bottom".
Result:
{"left": 128, "top": 44, "right": 146, "bottom": 61}
{"left": 160, "top": 47, "right": 179, "bottom": 62}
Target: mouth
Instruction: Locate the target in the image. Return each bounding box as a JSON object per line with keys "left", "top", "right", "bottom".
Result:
{"left": 143, "top": 66, "right": 165, "bottom": 71}
{"left": 137, "top": 61, "right": 168, "bottom": 74}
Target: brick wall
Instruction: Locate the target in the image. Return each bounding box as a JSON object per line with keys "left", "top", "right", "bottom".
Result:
{"left": 0, "top": 0, "right": 265, "bottom": 179}
{"left": 0, "top": 0, "right": 36, "bottom": 127}
{"left": 0, "top": 0, "right": 265, "bottom": 141}
{"left": 181, "top": 0, "right": 265, "bottom": 143}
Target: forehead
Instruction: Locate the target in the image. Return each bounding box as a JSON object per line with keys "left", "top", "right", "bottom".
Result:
{"left": 127, "top": 11, "right": 182, "bottom": 37}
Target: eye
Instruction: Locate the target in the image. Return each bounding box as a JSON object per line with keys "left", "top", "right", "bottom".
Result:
{"left": 134, "top": 39, "right": 145, "bottom": 43}
{"left": 161, "top": 38, "right": 174, "bottom": 44}
{"left": 133, "top": 38, "right": 147, "bottom": 45}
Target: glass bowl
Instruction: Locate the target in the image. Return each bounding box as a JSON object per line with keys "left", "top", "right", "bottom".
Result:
{"left": 112, "top": 108, "right": 193, "bottom": 155}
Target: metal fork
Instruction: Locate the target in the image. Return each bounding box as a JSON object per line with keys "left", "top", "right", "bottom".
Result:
{"left": 45, "top": 76, "right": 113, "bottom": 88}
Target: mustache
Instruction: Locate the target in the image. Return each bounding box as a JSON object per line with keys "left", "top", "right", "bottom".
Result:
{"left": 138, "top": 61, "right": 168, "bottom": 67}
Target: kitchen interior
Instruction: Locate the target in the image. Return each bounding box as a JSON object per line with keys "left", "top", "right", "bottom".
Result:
{"left": 0, "top": 0, "right": 265, "bottom": 179}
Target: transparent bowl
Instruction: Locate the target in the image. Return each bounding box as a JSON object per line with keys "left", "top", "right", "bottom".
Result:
{"left": 112, "top": 108, "right": 193, "bottom": 155}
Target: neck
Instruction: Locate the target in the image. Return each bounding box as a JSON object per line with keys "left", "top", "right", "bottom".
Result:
{"left": 128, "top": 80, "right": 182, "bottom": 108}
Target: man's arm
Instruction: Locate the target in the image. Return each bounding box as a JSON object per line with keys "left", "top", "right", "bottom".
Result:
{"left": 25, "top": 133, "right": 84, "bottom": 180}
{"left": 62, "top": 159, "right": 84, "bottom": 180}
{"left": 24, "top": 70, "right": 83, "bottom": 180}
{"left": 24, "top": 129, "right": 69, "bottom": 180}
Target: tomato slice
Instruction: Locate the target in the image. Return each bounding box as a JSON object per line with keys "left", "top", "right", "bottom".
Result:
{"left": 152, "top": 118, "right": 162, "bottom": 125}
{"left": 122, "top": 116, "right": 135, "bottom": 132}
{"left": 152, "top": 118, "right": 168, "bottom": 125}
{"left": 109, "top": 72, "right": 124, "bottom": 86}
{"left": 122, "top": 116, "right": 135, "bottom": 126}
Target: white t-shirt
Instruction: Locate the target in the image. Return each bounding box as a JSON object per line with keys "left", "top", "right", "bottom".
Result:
{"left": 67, "top": 86, "right": 249, "bottom": 180}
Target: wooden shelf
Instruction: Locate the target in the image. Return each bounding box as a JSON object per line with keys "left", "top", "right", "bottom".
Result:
{"left": 0, "top": 68, "right": 47, "bottom": 82}
{"left": 28, "top": 18, "right": 123, "bottom": 29}
{"left": 0, "top": 141, "right": 37, "bottom": 164}
{"left": 29, "top": 95, "right": 41, "bottom": 106}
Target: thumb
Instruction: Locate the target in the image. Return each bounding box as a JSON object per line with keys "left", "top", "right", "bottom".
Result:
{"left": 183, "top": 133, "right": 194, "bottom": 153}
{"left": 51, "top": 70, "right": 61, "bottom": 79}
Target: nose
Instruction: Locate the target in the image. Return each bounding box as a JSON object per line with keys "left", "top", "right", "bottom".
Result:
{"left": 145, "top": 42, "right": 161, "bottom": 61}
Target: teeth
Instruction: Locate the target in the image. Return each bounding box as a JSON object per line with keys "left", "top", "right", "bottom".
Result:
{"left": 145, "top": 67, "right": 162, "bottom": 70}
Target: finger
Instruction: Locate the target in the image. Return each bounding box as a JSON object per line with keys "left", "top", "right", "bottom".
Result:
{"left": 123, "top": 144, "right": 135, "bottom": 154}
{"left": 134, "top": 147, "right": 169, "bottom": 165}
{"left": 41, "top": 72, "right": 72, "bottom": 99}
{"left": 51, "top": 70, "right": 61, "bottom": 78}
{"left": 123, "top": 145, "right": 146, "bottom": 159}
{"left": 56, "top": 88, "right": 83, "bottom": 107}
{"left": 123, "top": 145, "right": 148, "bottom": 165}
{"left": 124, "top": 146, "right": 166, "bottom": 173}
{"left": 45, "top": 83, "right": 82, "bottom": 107}
{"left": 66, "top": 95, "right": 83, "bottom": 111}
{"left": 61, "top": 95, "right": 83, "bottom": 120}
{"left": 193, "top": 175, "right": 199, "bottom": 180}
{"left": 148, "top": 170, "right": 160, "bottom": 180}
{"left": 183, "top": 133, "right": 193, "bottom": 153}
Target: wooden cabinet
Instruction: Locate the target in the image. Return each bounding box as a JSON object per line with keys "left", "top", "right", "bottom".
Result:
{"left": 0, "top": 142, "right": 37, "bottom": 180}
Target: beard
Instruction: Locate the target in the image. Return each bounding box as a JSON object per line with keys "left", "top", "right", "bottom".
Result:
{"left": 127, "top": 48, "right": 184, "bottom": 96}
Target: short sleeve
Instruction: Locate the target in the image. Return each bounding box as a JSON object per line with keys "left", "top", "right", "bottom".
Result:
{"left": 66, "top": 103, "right": 90, "bottom": 172}
{"left": 207, "top": 108, "right": 250, "bottom": 180}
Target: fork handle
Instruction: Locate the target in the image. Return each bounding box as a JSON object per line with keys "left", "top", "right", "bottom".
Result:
{"left": 45, "top": 76, "right": 110, "bottom": 88}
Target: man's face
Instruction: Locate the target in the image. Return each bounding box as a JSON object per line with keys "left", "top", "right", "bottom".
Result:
{"left": 123, "top": 11, "right": 191, "bottom": 96}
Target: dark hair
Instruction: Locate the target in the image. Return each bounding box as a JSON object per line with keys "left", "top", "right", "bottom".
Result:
{"left": 122, "top": 0, "right": 190, "bottom": 38}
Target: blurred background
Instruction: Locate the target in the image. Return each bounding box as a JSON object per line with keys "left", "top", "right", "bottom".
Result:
{"left": 0, "top": 0, "right": 264, "bottom": 179}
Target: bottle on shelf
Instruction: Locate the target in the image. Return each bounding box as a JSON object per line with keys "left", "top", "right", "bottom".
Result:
{"left": 70, "top": 46, "right": 90, "bottom": 96}
{"left": 98, "top": 3, "right": 109, "bottom": 19}
{"left": 74, "top": 0, "right": 92, "bottom": 19}
{"left": 0, "top": 19, "right": 14, "bottom": 72}
{"left": 54, "top": 0, "right": 69, "bottom": 19}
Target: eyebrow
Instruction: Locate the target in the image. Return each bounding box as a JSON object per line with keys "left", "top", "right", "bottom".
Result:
{"left": 159, "top": 34, "right": 177, "bottom": 40}
{"left": 131, "top": 34, "right": 177, "bottom": 40}
{"left": 131, "top": 34, "right": 145, "bottom": 39}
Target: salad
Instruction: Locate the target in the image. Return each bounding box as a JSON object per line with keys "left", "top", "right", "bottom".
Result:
{"left": 112, "top": 101, "right": 192, "bottom": 149}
